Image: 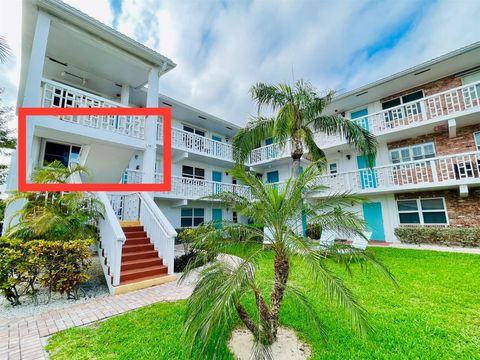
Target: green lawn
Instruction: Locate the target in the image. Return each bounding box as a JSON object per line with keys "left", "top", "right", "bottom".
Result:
{"left": 46, "top": 248, "right": 480, "bottom": 359}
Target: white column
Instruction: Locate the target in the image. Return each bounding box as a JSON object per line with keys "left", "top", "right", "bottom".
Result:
{"left": 23, "top": 11, "right": 51, "bottom": 180}
{"left": 142, "top": 67, "right": 160, "bottom": 184}
{"left": 120, "top": 84, "right": 130, "bottom": 106}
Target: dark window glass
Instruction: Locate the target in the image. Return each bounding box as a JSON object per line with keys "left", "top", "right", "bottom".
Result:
{"left": 399, "top": 213, "right": 420, "bottom": 224}
{"left": 44, "top": 142, "right": 71, "bottom": 166}
{"left": 423, "top": 212, "right": 447, "bottom": 224}
{"left": 382, "top": 98, "right": 401, "bottom": 110}
{"left": 195, "top": 168, "right": 205, "bottom": 179}
{"left": 420, "top": 199, "right": 444, "bottom": 211}
{"left": 195, "top": 129, "right": 205, "bottom": 137}
{"left": 233, "top": 211, "right": 238, "bottom": 223}
{"left": 183, "top": 126, "right": 194, "bottom": 133}
{"left": 402, "top": 90, "right": 423, "bottom": 104}
{"left": 193, "top": 217, "right": 204, "bottom": 226}
{"left": 181, "top": 208, "right": 192, "bottom": 217}
{"left": 182, "top": 166, "right": 194, "bottom": 178}
{"left": 397, "top": 200, "right": 418, "bottom": 211}
{"left": 181, "top": 218, "right": 193, "bottom": 227}
{"left": 194, "top": 208, "right": 204, "bottom": 217}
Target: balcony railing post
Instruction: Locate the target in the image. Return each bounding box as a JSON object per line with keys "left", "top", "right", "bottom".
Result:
{"left": 431, "top": 160, "right": 439, "bottom": 183}
{"left": 420, "top": 100, "right": 427, "bottom": 121}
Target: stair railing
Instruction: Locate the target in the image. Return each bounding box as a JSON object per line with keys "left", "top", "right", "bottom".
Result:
{"left": 68, "top": 164, "right": 126, "bottom": 290}
{"left": 138, "top": 193, "right": 177, "bottom": 274}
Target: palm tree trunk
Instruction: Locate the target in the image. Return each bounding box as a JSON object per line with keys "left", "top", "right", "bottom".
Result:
{"left": 235, "top": 303, "right": 259, "bottom": 338}
{"left": 269, "top": 251, "right": 289, "bottom": 342}
{"left": 291, "top": 139, "right": 303, "bottom": 178}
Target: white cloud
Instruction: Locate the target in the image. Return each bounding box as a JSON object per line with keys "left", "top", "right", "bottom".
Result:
{"left": 1, "top": 0, "right": 480, "bottom": 128}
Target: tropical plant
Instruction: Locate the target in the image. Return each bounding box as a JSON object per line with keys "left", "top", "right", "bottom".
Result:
{"left": 5, "top": 161, "right": 104, "bottom": 241}
{"left": 181, "top": 164, "right": 395, "bottom": 357}
{"left": 233, "top": 80, "right": 377, "bottom": 176}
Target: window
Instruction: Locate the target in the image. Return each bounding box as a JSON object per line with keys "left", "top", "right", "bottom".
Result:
{"left": 329, "top": 163, "right": 338, "bottom": 174}
{"left": 183, "top": 125, "right": 205, "bottom": 137}
{"left": 180, "top": 208, "right": 204, "bottom": 227}
{"left": 397, "top": 198, "right": 448, "bottom": 225}
{"left": 232, "top": 211, "right": 238, "bottom": 223}
{"left": 382, "top": 90, "right": 424, "bottom": 123}
{"left": 389, "top": 142, "right": 435, "bottom": 164}
{"left": 182, "top": 165, "right": 205, "bottom": 180}
{"left": 474, "top": 132, "right": 480, "bottom": 151}
{"left": 43, "top": 141, "right": 81, "bottom": 167}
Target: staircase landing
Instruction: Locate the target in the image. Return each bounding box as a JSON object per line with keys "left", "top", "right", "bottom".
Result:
{"left": 113, "top": 223, "right": 175, "bottom": 295}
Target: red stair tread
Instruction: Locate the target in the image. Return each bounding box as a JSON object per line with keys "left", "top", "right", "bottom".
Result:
{"left": 121, "top": 257, "right": 163, "bottom": 271}
{"left": 120, "top": 265, "right": 168, "bottom": 282}
{"left": 122, "top": 226, "right": 144, "bottom": 232}
{"left": 121, "top": 250, "right": 159, "bottom": 261}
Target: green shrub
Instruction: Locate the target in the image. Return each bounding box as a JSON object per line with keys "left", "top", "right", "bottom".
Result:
{"left": 0, "top": 238, "right": 93, "bottom": 305}
{"left": 394, "top": 227, "right": 480, "bottom": 247}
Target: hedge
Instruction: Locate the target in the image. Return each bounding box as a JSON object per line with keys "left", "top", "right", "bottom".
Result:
{"left": 0, "top": 238, "right": 93, "bottom": 306}
{"left": 394, "top": 227, "right": 480, "bottom": 248}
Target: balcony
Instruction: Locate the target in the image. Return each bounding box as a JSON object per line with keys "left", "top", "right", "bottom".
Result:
{"left": 123, "top": 169, "right": 251, "bottom": 200}
{"left": 313, "top": 151, "right": 480, "bottom": 195}
{"left": 316, "top": 81, "right": 480, "bottom": 147}
{"left": 41, "top": 78, "right": 146, "bottom": 139}
{"left": 156, "top": 124, "right": 234, "bottom": 162}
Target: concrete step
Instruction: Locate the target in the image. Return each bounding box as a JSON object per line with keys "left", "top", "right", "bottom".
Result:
{"left": 121, "top": 250, "right": 159, "bottom": 262}
{"left": 124, "top": 237, "right": 152, "bottom": 246}
{"left": 122, "top": 243, "right": 154, "bottom": 254}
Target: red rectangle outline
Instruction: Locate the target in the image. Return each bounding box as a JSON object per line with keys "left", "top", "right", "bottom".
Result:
{"left": 18, "top": 107, "right": 172, "bottom": 192}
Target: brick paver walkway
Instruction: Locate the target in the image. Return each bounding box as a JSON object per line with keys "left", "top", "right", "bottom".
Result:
{"left": 0, "top": 279, "right": 194, "bottom": 360}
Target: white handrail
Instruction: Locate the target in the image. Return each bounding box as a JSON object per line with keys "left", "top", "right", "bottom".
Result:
{"left": 138, "top": 193, "right": 176, "bottom": 274}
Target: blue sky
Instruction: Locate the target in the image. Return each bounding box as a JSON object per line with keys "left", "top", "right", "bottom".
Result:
{"left": 1, "top": 0, "right": 480, "bottom": 125}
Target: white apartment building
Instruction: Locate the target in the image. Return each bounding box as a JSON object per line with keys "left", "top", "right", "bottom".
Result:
{"left": 5, "top": 0, "right": 480, "bottom": 293}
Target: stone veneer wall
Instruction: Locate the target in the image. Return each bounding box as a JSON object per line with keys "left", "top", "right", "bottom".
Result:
{"left": 395, "top": 189, "right": 480, "bottom": 227}
{"left": 381, "top": 74, "right": 463, "bottom": 102}
{"left": 387, "top": 123, "right": 480, "bottom": 155}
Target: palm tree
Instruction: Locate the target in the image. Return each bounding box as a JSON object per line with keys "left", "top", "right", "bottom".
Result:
{"left": 233, "top": 80, "right": 377, "bottom": 176}
{"left": 181, "top": 164, "right": 395, "bottom": 357}
{"left": 0, "top": 36, "right": 11, "bottom": 63}
{"left": 5, "top": 161, "right": 104, "bottom": 241}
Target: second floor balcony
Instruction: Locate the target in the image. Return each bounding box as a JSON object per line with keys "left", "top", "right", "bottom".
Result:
{"left": 313, "top": 151, "right": 480, "bottom": 196}
{"left": 41, "top": 78, "right": 146, "bottom": 140}
{"left": 316, "top": 80, "right": 480, "bottom": 148}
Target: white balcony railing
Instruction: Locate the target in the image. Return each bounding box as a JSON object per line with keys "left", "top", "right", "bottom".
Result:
{"left": 41, "top": 78, "right": 145, "bottom": 139}
{"left": 247, "top": 141, "right": 292, "bottom": 165}
{"left": 314, "top": 151, "right": 480, "bottom": 194}
{"left": 122, "top": 169, "right": 251, "bottom": 200}
{"left": 157, "top": 123, "right": 234, "bottom": 161}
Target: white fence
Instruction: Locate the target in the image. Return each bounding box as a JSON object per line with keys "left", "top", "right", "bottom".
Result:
{"left": 41, "top": 78, "right": 145, "bottom": 139}
{"left": 314, "top": 151, "right": 480, "bottom": 194}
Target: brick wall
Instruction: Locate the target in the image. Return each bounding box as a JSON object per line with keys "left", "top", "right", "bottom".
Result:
{"left": 387, "top": 123, "right": 480, "bottom": 155}
{"left": 395, "top": 189, "right": 480, "bottom": 227}
{"left": 381, "top": 74, "right": 463, "bottom": 102}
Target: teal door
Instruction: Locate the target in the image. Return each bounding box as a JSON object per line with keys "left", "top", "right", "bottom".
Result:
{"left": 357, "top": 155, "right": 377, "bottom": 189}
{"left": 212, "top": 208, "right": 222, "bottom": 229}
{"left": 266, "top": 171, "right": 279, "bottom": 183}
{"left": 265, "top": 137, "right": 274, "bottom": 145}
{"left": 351, "top": 108, "right": 368, "bottom": 130}
{"left": 362, "top": 202, "right": 385, "bottom": 241}
{"left": 212, "top": 136, "right": 222, "bottom": 156}
{"left": 212, "top": 171, "right": 222, "bottom": 193}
